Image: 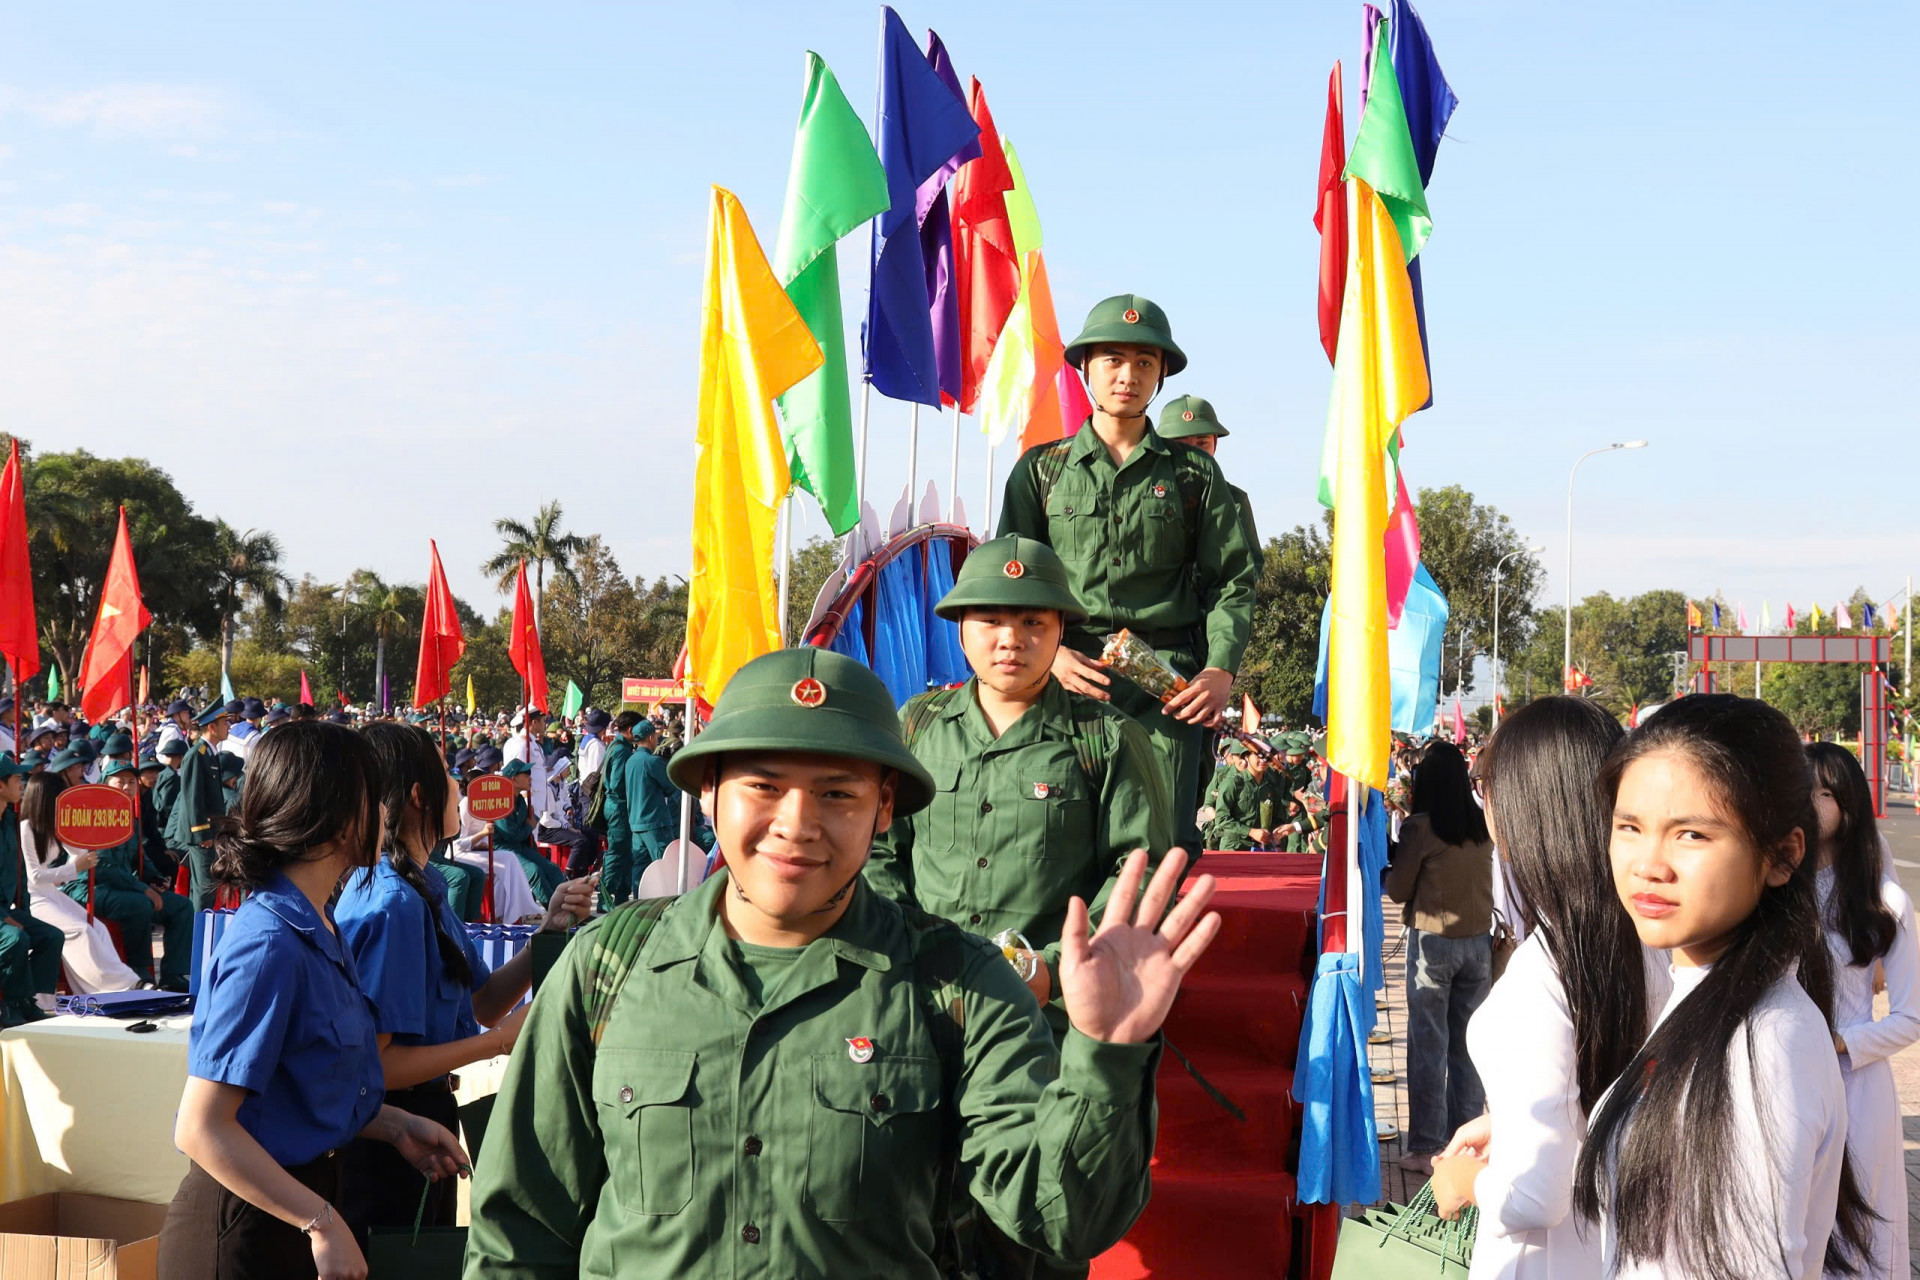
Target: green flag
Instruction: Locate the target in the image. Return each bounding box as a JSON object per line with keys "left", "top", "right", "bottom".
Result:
{"left": 1345, "top": 21, "right": 1431, "bottom": 263}
{"left": 773, "top": 53, "right": 889, "bottom": 536}
{"left": 45, "top": 664, "right": 59, "bottom": 701}
{"left": 562, "top": 679, "right": 584, "bottom": 718}
{"left": 1003, "top": 138, "right": 1043, "bottom": 263}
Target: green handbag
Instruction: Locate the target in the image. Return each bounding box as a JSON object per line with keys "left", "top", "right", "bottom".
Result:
{"left": 1330, "top": 1183, "right": 1478, "bottom": 1279}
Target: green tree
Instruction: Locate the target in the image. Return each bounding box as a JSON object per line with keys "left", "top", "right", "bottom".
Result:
{"left": 541, "top": 536, "right": 645, "bottom": 709}
{"left": 210, "top": 523, "right": 290, "bottom": 688}
{"left": 1236, "top": 522, "right": 1331, "bottom": 724}
{"left": 348, "top": 571, "right": 421, "bottom": 711}
{"left": 1413, "top": 485, "right": 1545, "bottom": 697}
{"left": 483, "top": 500, "right": 586, "bottom": 630}
{"left": 786, "top": 535, "right": 841, "bottom": 644}
{"left": 1513, "top": 590, "right": 1688, "bottom": 716}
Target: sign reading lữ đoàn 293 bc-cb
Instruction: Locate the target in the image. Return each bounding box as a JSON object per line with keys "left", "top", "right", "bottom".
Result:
{"left": 54, "top": 783, "right": 136, "bottom": 850}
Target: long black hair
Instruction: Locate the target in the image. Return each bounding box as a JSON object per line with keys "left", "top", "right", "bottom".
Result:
{"left": 1409, "top": 740, "right": 1487, "bottom": 846}
{"left": 209, "top": 721, "right": 380, "bottom": 890}
{"left": 1573, "top": 694, "right": 1876, "bottom": 1278}
{"left": 1475, "top": 696, "right": 1641, "bottom": 1114}
{"left": 361, "top": 722, "right": 473, "bottom": 988}
{"left": 1808, "top": 742, "right": 1897, "bottom": 969}
{"left": 20, "top": 771, "right": 66, "bottom": 866}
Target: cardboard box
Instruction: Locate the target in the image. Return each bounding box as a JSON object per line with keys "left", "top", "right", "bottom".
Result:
{"left": 0, "top": 1193, "right": 166, "bottom": 1280}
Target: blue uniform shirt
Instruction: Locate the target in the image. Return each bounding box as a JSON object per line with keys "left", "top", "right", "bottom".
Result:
{"left": 335, "top": 856, "right": 491, "bottom": 1047}
{"left": 187, "top": 870, "right": 385, "bottom": 1166}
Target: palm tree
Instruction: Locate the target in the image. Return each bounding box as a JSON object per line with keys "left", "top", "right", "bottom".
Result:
{"left": 483, "top": 500, "right": 586, "bottom": 632}
{"left": 349, "top": 570, "right": 412, "bottom": 712}
{"left": 211, "top": 523, "right": 290, "bottom": 691}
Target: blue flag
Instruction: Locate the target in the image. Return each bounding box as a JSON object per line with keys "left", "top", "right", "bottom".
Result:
{"left": 864, "top": 8, "right": 979, "bottom": 407}
{"left": 918, "top": 30, "right": 981, "bottom": 405}
{"left": 1387, "top": 0, "right": 1455, "bottom": 407}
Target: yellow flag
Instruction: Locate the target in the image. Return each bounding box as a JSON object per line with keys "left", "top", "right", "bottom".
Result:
{"left": 465, "top": 674, "right": 475, "bottom": 716}
{"left": 688, "top": 186, "right": 824, "bottom": 703}
{"left": 1323, "top": 176, "right": 1429, "bottom": 790}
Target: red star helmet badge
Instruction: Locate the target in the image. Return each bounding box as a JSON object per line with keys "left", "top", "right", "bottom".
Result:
{"left": 790, "top": 677, "right": 827, "bottom": 708}
{"left": 847, "top": 1036, "right": 874, "bottom": 1064}
{"left": 1033, "top": 782, "right": 1051, "bottom": 799}
{"left": 1003, "top": 559, "right": 1025, "bottom": 579}
{"left": 1122, "top": 308, "right": 1140, "bottom": 324}
{"left": 1182, "top": 410, "right": 1195, "bottom": 421}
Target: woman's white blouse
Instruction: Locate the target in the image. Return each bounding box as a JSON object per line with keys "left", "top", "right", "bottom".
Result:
{"left": 16, "top": 819, "right": 79, "bottom": 887}
{"left": 1822, "top": 867, "right": 1920, "bottom": 1067}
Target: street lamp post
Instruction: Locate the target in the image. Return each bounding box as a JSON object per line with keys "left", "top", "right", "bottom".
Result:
{"left": 1492, "top": 542, "right": 1544, "bottom": 727}
{"left": 1564, "top": 441, "right": 1649, "bottom": 686}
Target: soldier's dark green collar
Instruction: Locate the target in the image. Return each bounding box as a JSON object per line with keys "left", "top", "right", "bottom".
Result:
{"left": 938, "top": 676, "right": 1080, "bottom": 739}
{"left": 640, "top": 866, "right": 896, "bottom": 973}
{"left": 1067, "top": 417, "right": 1171, "bottom": 466}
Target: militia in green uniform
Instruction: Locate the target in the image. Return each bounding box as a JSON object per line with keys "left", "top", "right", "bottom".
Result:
{"left": 997, "top": 296, "right": 1259, "bottom": 857}
{"left": 1155, "top": 395, "right": 1263, "bottom": 577}
{"left": 868, "top": 536, "right": 1172, "bottom": 1036}
{"left": 1200, "top": 740, "right": 1248, "bottom": 848}
{"left": 74, "top": 762, "right": 191, "bottom": 988}
{"left": 596, "top": 713, "right": 636, "bottom": 910}
{"left": 464, "top": 647, "right": 1223, "bottom": 1280}
{"left": 491, "top": 760, "right": 568, "bottom": 906}
{"left": 1209, "top": 746, "right": 1290, "bottom": 851}
{"left": 621, "top": 720, "right": 678, "bottom": 879}
{"left": 0, "top": 757, "right": 61, "bottom": 1026}
{"left": 1273, "top": 734, "right": 1325, "bottom": 853}
{"left": 166, "top": 703, "right": 231, "bottom": 911}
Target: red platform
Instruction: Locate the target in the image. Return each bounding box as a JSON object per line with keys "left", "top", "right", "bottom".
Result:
{"left": 1091, "top": 851, "right": 1322, "bottom": 1280}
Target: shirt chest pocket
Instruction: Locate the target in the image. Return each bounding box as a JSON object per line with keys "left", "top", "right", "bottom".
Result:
{"left": 1137, "top": 493, "right": 1187, "bottom": 568}
{"left": 592, "top": 1048, "right": 696, "bottom": 1216}
{"left": 807, "top": 1055, "right": 943, "bottom": 1223}
{"left": 1023, "top": 772, "right": 1093, "bottom": 860}
{"left": 1044, "top": 489, "right": 1105, "bottom": 564}
{"left": 920, "top": 760, "right": 965, "bottom": 851}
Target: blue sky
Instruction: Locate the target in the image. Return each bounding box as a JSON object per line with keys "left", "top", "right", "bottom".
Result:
{"left": 0, "top": 1, "right": 1913, "bottom": 625}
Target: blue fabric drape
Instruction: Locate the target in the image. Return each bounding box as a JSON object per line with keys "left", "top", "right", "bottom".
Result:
{"left": 827, "top": 596, "right": 871, "bottom": 669}
{"left": 1292, "top": 952, "right": 1381, "bottom": 1206}
{"left": 1312, "top": 562, "right": 1448, "bottom": 735}
{"left": 872, "top": 550, "right": 930, "bottom": 706}
{"left": 923, "top": 541, "right": 970, "bottom": 687}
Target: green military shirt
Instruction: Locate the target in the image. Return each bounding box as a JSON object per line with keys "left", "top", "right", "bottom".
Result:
{"left": 0, "top": 810, "right": 28, "bottom": 919}
{"left": 151, "top": 766, "right": 180, "bottom": 830}
{"left": 623, "top": 748, "right": 677, "bottom": 835}
{"left": 1202, "top": 765, "right": 1245, "bottom": 849}
{"left": 601, "top": 738, "right": 632, "bottom": 828}
{"left": 1212, "top": 767, "right": 1288, "bottom": 852}
{"left": 1230, "top": 483, "right": 1265, "bottom": 577}
{"left": 996, "top": 422, "right": 1258, "bottom": 673}
{"left": 1279, "top": 760, "right": 1324, "bottom": 852}
{"left": 464, "top": 872, "right": 1160, "bottom": 1280}
{"left": 866, "top": 677, "right": 1171, "bottom": 990}
{"left": 163, "top": 740, "right": 222, "bottom": 852}
{"left": 60, "top": 833, "right": 147, "bottom": 905}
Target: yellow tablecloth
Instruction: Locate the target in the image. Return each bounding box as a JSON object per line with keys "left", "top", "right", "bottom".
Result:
{"left": 0, "top": 1014, "right": 509, "bottom": 1210}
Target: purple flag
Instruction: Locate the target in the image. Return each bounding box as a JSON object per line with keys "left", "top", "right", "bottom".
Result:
{"left": 917, "top": 31, "right": 981, "bottom": 406}
{"left": 864, "top": 8, "right": 980, "bottom": 408}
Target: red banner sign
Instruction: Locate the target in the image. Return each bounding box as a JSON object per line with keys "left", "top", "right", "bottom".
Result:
{"left": 54, "top": 784, "right": 136, "bottom": 850}
{"left": 621, "top": 677, "right": 686, "bottom": 704}
{"left": 467, "top": 773, "right": 517, "bottom": 822}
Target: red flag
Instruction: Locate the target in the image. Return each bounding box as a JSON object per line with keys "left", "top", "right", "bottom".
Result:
{"left": 414, "top": 539, "right": 466, "bottom": 707}
{"left": 1451, "top": 696, "right": 1465, "bottom": 744}
{"left": 1785, "top": 603, "right": 1797, "bottom": 632}
{"left": 1628, "top": 703, "right": 1640, "bottom": 729}
{"left": 1314, "top": 62, "right": 1348, "bottom": 365}
{"left": 507, "top": 560, "right": 548, "bottom": 713}
{"left": 0, "top": 438, "right": 39, "bottom": 684}
{"left": 299, "top": 670, "right": 313, "bottom": 705}
{"left": 77, "top": 507, "right": 150, "bottom": 722}
{"left": 1241, "top": 693, "right": 1262, "bottom": 732}
{"left": 1056, "top": 364, "right": 1093, "bottom": 435}
{"left": 952, "top": 79, "right": 1020, "bottom": 414}
{"left": 1383, "top": 459, "right": 1421, "bottom": 627}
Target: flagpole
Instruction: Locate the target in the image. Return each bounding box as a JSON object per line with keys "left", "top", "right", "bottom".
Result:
{"left": 677, "top": 673, "right": 697, "bottom": 896}
{"left": 983, "top": 432, "right": 996, "bottom": 535}
{"left": 855, "top": 381, "right": 873, "bottom": 546}
{"left": 947, "top": 403, "right": 961, "bottom": 523}
{"left": 1345, "top": 783, "right": 1362, "bottom": 985}
{"left": 907, "top": 404, "right": 920, "bottom": 526}
{"left": 129, "top": 665, "right": 144, "bottom": 880}
{"left": 776, "top": 494, "right": 793, "bottom": 647}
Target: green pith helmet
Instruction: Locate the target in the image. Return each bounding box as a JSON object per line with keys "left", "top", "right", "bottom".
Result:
{"left": 1156, "top": 395, "right": 1228, "bottom": 440}
{"left": 1282, "top": 732, "right": 1311, "bottom": 756}
{"left": 100, "top": 759, "right": 137, "bottom": 781}
{"left": 934, "top": 535, "right": 1087, "bottom": 624}
{"left": 666, "top": 648, "right": 936, "bottom": 816}
{"left": 1063, "top": 294, "right": 1187, "bottom": 377}
{"left": 1223, "top": 739, "right": 1249, "bottom": 757}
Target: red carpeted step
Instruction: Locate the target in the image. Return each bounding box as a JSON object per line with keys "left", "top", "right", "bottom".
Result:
{"left": 1092, "top": 1171, "right": 1296, "bottom": 1279}
{"left": 1163, "top": 970, "right": 1309, "bottom": 1069}
{"left": 1188, "top": 852, "right": 1322, "bottom": 979}
{"left": 1150, "top": 1060, "right": 1298, "bottom": 1176}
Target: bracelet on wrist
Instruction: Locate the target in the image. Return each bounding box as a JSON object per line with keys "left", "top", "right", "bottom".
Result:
{"left": 300, "top": 1201, "right": 334, "bottom": 1236}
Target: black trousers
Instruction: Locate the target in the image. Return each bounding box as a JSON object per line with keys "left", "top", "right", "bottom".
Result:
{"left": 339, "top": 1079, "right": 461, "bottom": 1247}
{"left": 157, "top": 1151, "right": 340, "bottom": 1280}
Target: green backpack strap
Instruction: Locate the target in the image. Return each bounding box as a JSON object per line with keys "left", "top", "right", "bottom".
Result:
{"left": 900, "top": 685, "right": 964, "bottom": 749}
{"left": 1067, "top": 704, "right": 1113, "bottom": 800}
{"left": 582, "top": 895, "right": 675, "bottom": 1047}
{"left": 1025, "top": 437, "right": 1078, "bottom": 514}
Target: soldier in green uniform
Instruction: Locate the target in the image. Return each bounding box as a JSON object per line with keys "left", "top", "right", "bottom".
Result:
{"left": 464, "top": 647, "right": 1223, "bottom": 1280}
{"left": 1210, "top": 744, "right": 1289, "bottom": 851}
{"left": 492, "top": 759, "right": 568, "bottom": 905}
{"left": 596, "top": 713, "right": 636, "bottom": 911}
{"left": 0, "top": 756, "right": 61, "bottom": 1026}
{"left": 868, "top": 535, "right": 1171, "bottom": 1033}
{"left": 152, "top": 738, "right": 185, "bottom": 831}
{"left": 76, "top": 762, "right": 192, "bottom": 989}
{"left": 1154, "top": 395, "right": 1263, "bottom": 577}
{"left": 622, "top": 718, "right": 678, "bottom": 882}
{"left": 997, "top": 295, "right": 1259, "bottom": 859}
{"left": 134, "top": 757, "right": 178, "bottom": 889}
{"left": 1272, "top": 733, "right": 1325, "bottom": 853}
{"left": 1200, "top": 739, "right": 1248, "bottom": 849}
{"left": 216, "top": 751, "right": 245, "bottom": 814}
{"left": 167, "top": 703, "right": 231, "bottom": 911}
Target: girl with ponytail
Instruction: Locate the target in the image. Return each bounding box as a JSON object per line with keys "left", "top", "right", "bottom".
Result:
{"left": 334, "top": 723, "right": 595, "bottom": 1236}
{"left": 1573, "top": 695, "right": 1877, "bottom": 1278}
{"left": 1809, "top": 741, "right": 1918, "bottom": 1275}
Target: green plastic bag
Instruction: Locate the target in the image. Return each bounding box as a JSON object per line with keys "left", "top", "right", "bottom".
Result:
{"left": 1330, "top": 1183, "right": 1477, "bottom": 1279}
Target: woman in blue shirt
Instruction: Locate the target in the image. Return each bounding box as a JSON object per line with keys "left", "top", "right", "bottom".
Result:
{"left": 335, "top": 724, "right": 592, "bottom": 1235}
{"left": 158, "top": 721, "right": 468, "bottom": 1280}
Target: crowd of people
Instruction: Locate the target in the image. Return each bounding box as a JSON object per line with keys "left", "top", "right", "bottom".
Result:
{"left": 0, "top": 293, "right": 1912, "bottom": 1279}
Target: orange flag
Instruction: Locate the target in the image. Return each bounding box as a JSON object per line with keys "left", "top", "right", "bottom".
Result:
{"left": 414, "top": 539, "right": 465, "bottom": 707}
{"left": 508, "top": 560, "right": 548, "bottom": 713}
{"left": 78, "top": 507, "right": 150, "bottom": 722}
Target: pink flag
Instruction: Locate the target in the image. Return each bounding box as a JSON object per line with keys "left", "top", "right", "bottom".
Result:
{"left": 1384, "top": 463, "right": 1420, "bottom": 627}
{"left": 299, "top": 670, "right": 313, "bottom": 705}
{"left": 1837, "top": 602, "right": 1854, "bottom": 630}
{"left": 1737, "top": 604, "right": 1749, "bottom": 633}
{"left": 1452, "top": 696, "right": 1465, "bottom": 744}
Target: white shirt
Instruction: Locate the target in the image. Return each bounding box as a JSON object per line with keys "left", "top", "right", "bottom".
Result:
{"left": 225, "top": 722, "right": 260, "bottom": 761}
{"left": 155, "top": 721, "right": 186, "bottom": 753}
{"left": 1602, "top": 965, "right": 1846, "bottom": 1280}
{"left": 577, "top": 732, "right": 606, "bottom": 783}
{"left": 1821, "top": 866, "right": 1920, "bottom": 1067}
{"left": 504, "top": 731, "right": 567, "bottom": 825}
